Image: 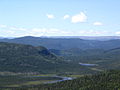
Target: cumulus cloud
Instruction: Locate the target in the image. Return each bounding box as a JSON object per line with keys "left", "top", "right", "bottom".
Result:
{"left": 93, "top": 22, "right": 103, "bottom": 26}
{"left": 9, "top": 26, "right": 27, "bottom": 31}
{"left": 46, "top": 14, "right": 54, "bottom": 19}
{"left": 63, "top": 15, "right": 70, "bottom": 19}
{"left": 115, "top": 31, "right": 120, "bottom": 35}
{"left": 71, "top": 12, "right": 87, "bottom": 23}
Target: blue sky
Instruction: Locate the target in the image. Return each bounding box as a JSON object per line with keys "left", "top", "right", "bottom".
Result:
{"left": 0, "top": 0, "right": 120, "bottom": 37}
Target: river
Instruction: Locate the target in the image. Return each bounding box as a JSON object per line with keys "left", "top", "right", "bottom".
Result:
{"left": 30, "top": 75, "right": 74, "bottom": 84}
{"left": 79, "top": 62, "right": 97, "bottom": 66}
{"left": 45, "top": 76, "right": 73, "bottom": 84}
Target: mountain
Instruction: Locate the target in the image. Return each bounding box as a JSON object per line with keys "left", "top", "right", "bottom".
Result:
{"left": 0, "top": 42, "right": 71, "bottom": 74}
{"left": 0, "top": 42, "right": 57, "bottom": 73}
{"left": 0, "top": 42, "right": 97, "bottom": 74}
{"left": 1, "top": 36, "right": 120, "bottom": 50}
{"left": 45, "top": 36, "right": 120, "bottom": 41}
{"left": 0, "top": 37, "right": 120, "bottom": 74}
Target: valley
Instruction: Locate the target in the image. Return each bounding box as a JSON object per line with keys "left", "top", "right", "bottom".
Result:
{"left": 0, "top": 74, "right": 74, "bottom": 88}
{"left": 0, "top": 37, "right": 120, "bottom": 89}
{"left": 1, "top": 0, "right": 120, "bottom": 89}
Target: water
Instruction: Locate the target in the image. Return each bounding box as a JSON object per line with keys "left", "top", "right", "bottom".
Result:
{"left": 29, "top": 75, "right": 74, "bottom": 84}
{"left": 45, "top": 76, "right": 73, "bottom": 84}
{"left": 79, "top": 63, "right": 97, "bottom": 66}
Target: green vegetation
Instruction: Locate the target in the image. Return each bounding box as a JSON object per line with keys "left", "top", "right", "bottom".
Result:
{"left": 0, "top": 42, "right": 102, "bottom": 75}
{"left": 0, "top": 38, "right": 120, "bottom": 90}
{"left": 51, "top": 47, "right": 120, "bottom": 71}
{"left": 0, "top": 75, "right": 62, "bottom": 88}
{"left": 0, "top": 41, "right": 120, "bottom": 75}
{"left": 0, "top": 42, "right": 60, "bottom": 73}
{"left": 2, "top": 70, "right": 120, "bottom": 90}
{"left": 1, "top": 38, "right": 120, "bottom": 75}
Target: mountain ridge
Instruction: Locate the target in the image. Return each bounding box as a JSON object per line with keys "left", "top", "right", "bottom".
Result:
{"left": 1, "top": 36, "right": 120, "bottom": 50}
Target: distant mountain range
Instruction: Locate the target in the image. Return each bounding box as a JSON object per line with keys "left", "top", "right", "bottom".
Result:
{"left": 0, "top": 36, "right": 120, "bottom": 50}
{"left": 1, "top": 36, "right": 120, "bottom": 40}
{"left": 43, "top": 36, "right": 120, "bottom": 41}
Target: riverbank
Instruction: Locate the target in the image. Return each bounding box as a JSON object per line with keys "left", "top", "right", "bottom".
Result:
{"left": 0, "top": 74, "right": 74, "bottom": 88}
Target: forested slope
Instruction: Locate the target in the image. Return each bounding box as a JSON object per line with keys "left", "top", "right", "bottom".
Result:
{"left": 16, "top": 70, "right": 120, "bottom": 90}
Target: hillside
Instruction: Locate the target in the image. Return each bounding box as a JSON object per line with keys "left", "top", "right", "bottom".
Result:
{"left": 50, "top": 47, "right": 120, "bottom": 72}
{"left": 0, "top": 42, "right": 58, "bottom": 73}
{"left": 8, "top": 70, "right": 120, "bottom": 90}
{"left": 0, "top": 42, "right": 73, "bottom": 74}
{"left": 0, "top": 41, "right": 120, "bottom": 74}
{"left": 1, "top": 36, "right": 120, "bottom": 50}
{"left": 0, "top": 42, "right": 97, "bottom": 74}
{"left": 0, "top": 41, "right": 120, "bottom": 89}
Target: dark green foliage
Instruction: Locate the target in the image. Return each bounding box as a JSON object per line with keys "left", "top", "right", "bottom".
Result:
{"left": 0, "top": 42, "right": 97, "bottom": 74}
{"left": 0, "top": 38, "right": 120, "bottom": 90}
{"left": 4, "top": 70, "right": 120, "bottom": 90}
{"left": 1, "top": 37, "right": 120, "bottom": 74}
{"left": 50, "top": 47, "right": 120, "bottom": 71}
{"left": 0, "top": 42, "right": 65, "bottom": 73}
{"left": 0, "top": 75, "right": 62, "bottom": 88}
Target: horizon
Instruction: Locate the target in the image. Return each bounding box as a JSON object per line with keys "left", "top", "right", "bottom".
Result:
{"left": 0, "top": 0, "right": 120, "bottom": 37}
{"left": 2, "top": 35, "right": 120, "bottom": 38}
{"left": 1, "top": 35, "right": 120, "bottom": 41}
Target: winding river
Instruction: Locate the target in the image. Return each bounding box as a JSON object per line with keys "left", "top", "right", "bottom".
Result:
{"left": 30, "top": 75, "right": 74, "bottom": 84}
{"left": 45, "top": 76, "right": 73, "bottom": 84}
{"left": 79, "top": 62, "right": 97, "bottom": 66}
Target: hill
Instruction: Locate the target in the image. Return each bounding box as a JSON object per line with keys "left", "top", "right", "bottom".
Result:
{"left": 50, "top": 47, "right": 120, "bottom": 72}
{"left": 0, "top": 42, "right": 97, "bottom": 74}
{"left": 0, "top": 36, "right": 120, "bottom": 50}
{"left": 0, "top": 37, "right": 120, "bottom": 74}
{"left": 0, "top": 42, "right": 59, "bottom": 73}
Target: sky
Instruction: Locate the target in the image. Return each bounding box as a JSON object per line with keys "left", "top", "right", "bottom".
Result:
{"left": 0, "top": 0, "right": 120, "bottom": 37}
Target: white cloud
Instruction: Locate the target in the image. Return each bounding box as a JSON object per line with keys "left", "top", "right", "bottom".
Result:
{"left": 9, "top": 27, "right": 18, "bottom": 30}
{"left": 7, "top": 30, "right": 15, "bottom": 34}
{"left": 9, "top": 26, "right": 27, "bottom": 31}
{"left": 30, "top": 28, "right": 72, "bottom": 36}
{"left": 18, "top": 28, "right": 27, "bottom": 31}
{"left": 71, "top": 12, "right": 87, "bottom": 23}
{"left": 63, "top": 15, "right": 70, "bottom": 19}
{"left": 0, "top": 24, "right": 27, "bottom": 31}
{"left": 31, "top": 28, "right": 46, "bottom": 36}
{"left": 46, "top": 14, "right": 54, "bottom": 19}
{"left": 115, "top": 31, "right": 120, "bottom": 35}
{"left": 76, "top": 30, "right": 108, "bottom": 36}
{"left": 0, "top": 24, "right": 7, "bottom": 28}
{"left": 93, "top": 22, "right": 103, "bottom": 26}
{"left": 0, "top": 24, "right": 110, "bottom": 37}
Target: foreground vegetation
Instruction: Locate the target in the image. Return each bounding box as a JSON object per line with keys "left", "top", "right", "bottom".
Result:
{"left": 0, "top": 75, "right": 62, "bottom": 88}
{"left": 1, "top": 70, "right": 119, "bottom": 90}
